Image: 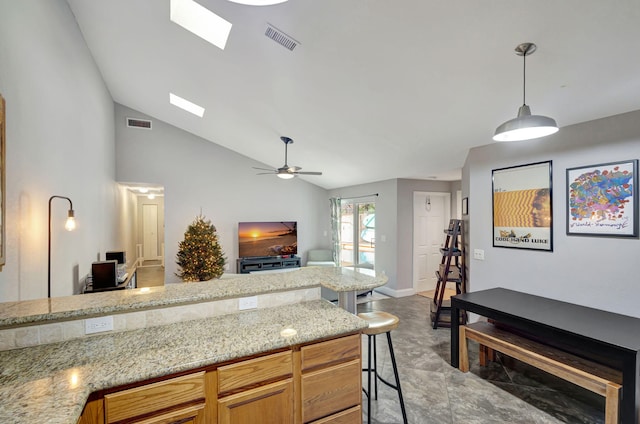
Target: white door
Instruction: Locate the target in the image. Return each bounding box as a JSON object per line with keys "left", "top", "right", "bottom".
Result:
{"left": 143, "top": 204, "right": 158, "bottom": 259}
{"left": 413, "top": 192, "right": 450, "bottom": 293}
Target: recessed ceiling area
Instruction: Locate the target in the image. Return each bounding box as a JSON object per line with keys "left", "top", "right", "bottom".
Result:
{"left": 66, "top": 0, "right": 640, "bottom": 189}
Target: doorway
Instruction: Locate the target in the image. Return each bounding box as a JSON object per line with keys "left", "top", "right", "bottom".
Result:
{"left": 118, "top": 183, "right": 165, "bottom": 287}
{"left": 339, "top": 200, "right": 375, "bottom": 269}
{"left": 413, "top": 192, "right": 450, "bottom": 293}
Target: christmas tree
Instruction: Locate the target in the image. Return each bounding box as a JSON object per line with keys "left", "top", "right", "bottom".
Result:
{"left": 176, "top": 215, "right": 226, "bottom": 282}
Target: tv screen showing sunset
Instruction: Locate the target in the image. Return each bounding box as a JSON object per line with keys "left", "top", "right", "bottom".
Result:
{"left": 238, "top": 222, "right": 297, "bottom": 257}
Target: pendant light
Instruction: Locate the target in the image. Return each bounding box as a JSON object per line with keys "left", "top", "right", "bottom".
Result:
{"left": 493, "top": 42, "right": 559, "bottom": 142}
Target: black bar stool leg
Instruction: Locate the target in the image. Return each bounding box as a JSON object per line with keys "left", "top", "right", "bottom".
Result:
{"left": 387, "top": 332, "right": 408, "bottom": 424}
{"left": 367, "top": 334, "right": 372, "bottom": 424}
{"left": 373, "top": 334, "right": 378, "bottom": 399}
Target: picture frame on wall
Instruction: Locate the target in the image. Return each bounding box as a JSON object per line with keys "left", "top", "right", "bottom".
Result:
{"left": 566, "top": 159, "right": 638, "bottom": 238}
{"left": 492, "top": 161, "right": 553, "bottom": 251}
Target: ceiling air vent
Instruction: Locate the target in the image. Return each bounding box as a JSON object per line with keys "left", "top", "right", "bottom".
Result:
{"left": 265, "top": 24, "right": 299, "bottom": 51}
{"left": 126, "top": 117, "right": 152, "bottom": 130}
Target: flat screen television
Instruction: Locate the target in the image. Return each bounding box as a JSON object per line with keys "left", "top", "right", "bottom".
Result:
{"left": 238, "top": 221, "right": 297, "bottom": 258}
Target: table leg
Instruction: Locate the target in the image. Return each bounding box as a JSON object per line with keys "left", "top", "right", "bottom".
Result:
{"left": 451, "top": 303, "right": 460, "bottom": 368}
{"left": 338, "top": 291, "right": 357, "bottom": 314}
{"left": 620, "top": 352, "right": 640, "bottom": 424}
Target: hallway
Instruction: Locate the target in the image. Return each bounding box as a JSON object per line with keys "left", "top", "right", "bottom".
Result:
{"left": 358, "top": 295, "right": 604, "bottom": 423}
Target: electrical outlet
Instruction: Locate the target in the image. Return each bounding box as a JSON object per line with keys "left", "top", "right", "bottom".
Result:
{"left": 473, "top": 249, "right": 485, "bottom": 260}
{"left": 85, "top": 316, "right": 114, "bottom": 334}
{"left": 239, "top": 296, "right": 258, "bottom": 310}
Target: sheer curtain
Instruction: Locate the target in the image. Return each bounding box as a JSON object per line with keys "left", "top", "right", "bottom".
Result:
{"left": 329, "top": 197, "right": 340, "bottom": 265}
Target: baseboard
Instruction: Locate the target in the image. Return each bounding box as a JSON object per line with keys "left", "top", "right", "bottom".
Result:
{"left": 374, "top": 286, "right": 416, "bottom": 298}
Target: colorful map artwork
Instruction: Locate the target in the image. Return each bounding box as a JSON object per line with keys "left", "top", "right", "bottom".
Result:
{"left": 569, "top": 166, "right": 634, "bottom": 221}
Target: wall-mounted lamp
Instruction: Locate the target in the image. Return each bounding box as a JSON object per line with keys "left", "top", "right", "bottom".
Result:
{"left": 425, "top": 196, "right": 431, "bottom": 211}
{"left": 48, "top": 195, "right": 76, "bottom": 298}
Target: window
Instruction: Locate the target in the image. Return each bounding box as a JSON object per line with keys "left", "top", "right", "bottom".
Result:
{"left": 339, "top": 201, "right": 375, "bottom": 268}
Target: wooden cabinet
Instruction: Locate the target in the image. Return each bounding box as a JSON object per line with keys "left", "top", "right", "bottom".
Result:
{"left": 218, "top": 379, "right": 294, "bottom": 424}
{"left": 81, "top": 334, "right": 360, "bottom": 424}
{"left": 77, "top": 399, "right": 104, "bottom": 424}
{"left": 301, "top": 334, "right": 362, "bottom": 423}
{"left": 217, "top": 351, "right": 294, "bottom": 424}
{"left": 104, "top": 372, "right": 207, "bottom": 424}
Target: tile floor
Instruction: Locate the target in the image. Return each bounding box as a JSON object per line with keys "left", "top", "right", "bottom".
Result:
{"left": 357, "top": 294, "right": 605, "bottom": 424}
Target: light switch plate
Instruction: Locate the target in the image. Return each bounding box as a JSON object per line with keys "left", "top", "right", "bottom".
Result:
{"left": 473, "top": 249, "right": 485, "bottom": 260}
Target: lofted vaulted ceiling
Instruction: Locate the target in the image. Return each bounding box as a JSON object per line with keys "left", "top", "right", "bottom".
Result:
{"left": 66, "top": 0, "right": 640, "bottom": 189}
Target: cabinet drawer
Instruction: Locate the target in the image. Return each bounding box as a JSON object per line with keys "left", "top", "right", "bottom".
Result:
{"left": 218, "top": 350, "right": 292, "bottom": 394}
{"left": 105, "top": 372, "right": 206, "bottom": 423}
{"left": 302, "top": 359, "right": 361, "bottom": 423}
{"left": 301, "top": 334, "right": 360, "bottom": 371}
{"left": 218, "top": 379, "right": 294, "bottom": 424}
{"left": 310, "top": 405, "right": 362, "bottom": 424}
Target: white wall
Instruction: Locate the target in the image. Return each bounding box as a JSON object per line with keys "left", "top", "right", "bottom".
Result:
{"left": 464, "top": 109, "right": 640, "bottom": 317}
{"left": 0, "top": 0, "right": 119, "bottom": 300}
{"left": 114, "top": 104, "right": 331, "bottom": 283}
{"left": 114, "top": 185, "right": 139, "bottom": 270}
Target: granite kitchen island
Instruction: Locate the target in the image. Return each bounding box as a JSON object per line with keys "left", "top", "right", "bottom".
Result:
{"left": 0, "top": 266, "right": 387, "bottom": 423}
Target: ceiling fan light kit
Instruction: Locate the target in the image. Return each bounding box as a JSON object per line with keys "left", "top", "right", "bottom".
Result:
{"left": 493, "top": 42, "right": 559, "bottom": 142}
{"left": 253, "top": 136, "right": 323, "bottom": 179}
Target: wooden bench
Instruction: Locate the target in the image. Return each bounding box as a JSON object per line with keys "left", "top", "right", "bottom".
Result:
{"left": 459, "top": 321, "right": 623, "bottom": 424}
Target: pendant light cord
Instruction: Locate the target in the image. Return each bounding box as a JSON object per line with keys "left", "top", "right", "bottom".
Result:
{"left": 522, "top": 52, "right": 527, "bottom": 106}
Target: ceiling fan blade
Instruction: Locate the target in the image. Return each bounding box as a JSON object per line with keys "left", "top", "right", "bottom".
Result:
{"left": 295, "top": 171, "right": 322, "bottom": 175}
{"left": 256, "top": 172, "right": 276, "bottom": 175}
{"left": 252, "top": 166, "right": 276, "bottom": 171}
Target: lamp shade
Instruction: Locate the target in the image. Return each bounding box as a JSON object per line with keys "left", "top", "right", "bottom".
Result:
{"left": 493, "top": 105, "right": 559, "bottom": 142}
{"left": 277, "top": 171, "right": 295, "bottom": 179}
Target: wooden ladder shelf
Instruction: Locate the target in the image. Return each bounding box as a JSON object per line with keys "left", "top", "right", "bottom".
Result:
{"left": 431, "top": 219, "right": 466, "bottom": 329}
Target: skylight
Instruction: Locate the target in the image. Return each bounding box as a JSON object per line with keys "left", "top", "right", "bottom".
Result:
{"left": 169, "top": 93, "right": 205, "bottom": 117}
{"left": 170, "top": 0, "right": 232, "bottom": 50}
{"left": 228, "top": 0, "right": 288, "bottom": 5}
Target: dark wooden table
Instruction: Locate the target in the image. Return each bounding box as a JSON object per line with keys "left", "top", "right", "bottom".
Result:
{"left": 451, "top": 287, "right": 640, "bottom": 424}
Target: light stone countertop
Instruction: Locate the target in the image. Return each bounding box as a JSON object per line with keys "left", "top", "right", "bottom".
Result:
{"left": 0, "top": 300, "right": 368, "bottom": 424}
{"left": 0, "top": 266, "right": 388, "bottom": 328}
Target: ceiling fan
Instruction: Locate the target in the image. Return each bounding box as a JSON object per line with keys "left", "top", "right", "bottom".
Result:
{"left": 254, "top": 136, "right": 323, "bottom": 179}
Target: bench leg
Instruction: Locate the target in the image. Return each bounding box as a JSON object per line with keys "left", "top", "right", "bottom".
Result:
{"left": 478, "top": 345, "right": 497, "bottom": 366}
{"left": 604, "top": 382, "right": 621, "bottom": 424}
{"left": 459, "top": 326, "right": 469, "bottom": 372}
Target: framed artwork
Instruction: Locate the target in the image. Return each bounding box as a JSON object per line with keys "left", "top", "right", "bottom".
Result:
{"left": 462, "top": 197, "right": 468, "bottom": 215}
{"left": 566, "top": 160, "right": 638, "bottom": 237}
{"left": 492, "top": 161, "right": 553, "bottom": 251}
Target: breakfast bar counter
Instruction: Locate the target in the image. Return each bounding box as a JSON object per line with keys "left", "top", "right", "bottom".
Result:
{"left": 0, "top": 300, "right": 367, "bottom": 423}
{"left": 0, "top": 266, "right": 387, "bottom": 423}
{"left": 0, "top": 266, "right": 387, "bottom": 328}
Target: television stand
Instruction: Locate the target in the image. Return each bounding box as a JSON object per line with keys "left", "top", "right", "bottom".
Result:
{"left": 237, "top": 256, "right": 301, "bottom": 274}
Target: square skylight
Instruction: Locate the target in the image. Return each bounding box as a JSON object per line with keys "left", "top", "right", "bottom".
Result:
{"left": 170, "top": 0, "right": 232, "bottom": 50}
{"left": 169, "top": 93, "right": 205, "bottom": 117}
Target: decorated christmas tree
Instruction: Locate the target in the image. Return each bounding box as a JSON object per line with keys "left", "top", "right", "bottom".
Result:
{"left": 176, "top": 215, "right": 226, "bottom": 281}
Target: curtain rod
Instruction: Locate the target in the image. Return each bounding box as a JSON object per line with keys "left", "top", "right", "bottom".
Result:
{"left": 335, "top": 193, "right": 379, "bottom": 200}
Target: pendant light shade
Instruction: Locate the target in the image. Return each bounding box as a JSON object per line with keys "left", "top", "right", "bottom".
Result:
{"left": 493, "top": 43, "right": 558, "bottom": 142}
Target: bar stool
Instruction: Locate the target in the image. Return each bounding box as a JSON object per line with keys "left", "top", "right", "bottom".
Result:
{"left": 358, "top": 311, "right": 408, "bottom": 424}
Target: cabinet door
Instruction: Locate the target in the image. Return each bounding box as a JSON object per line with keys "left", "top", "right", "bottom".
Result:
{"left": 218, "top": 379, "right": 293, "bottom": 424}
{"left": 302, "top": 359, "right": 361, "bottom": 423}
